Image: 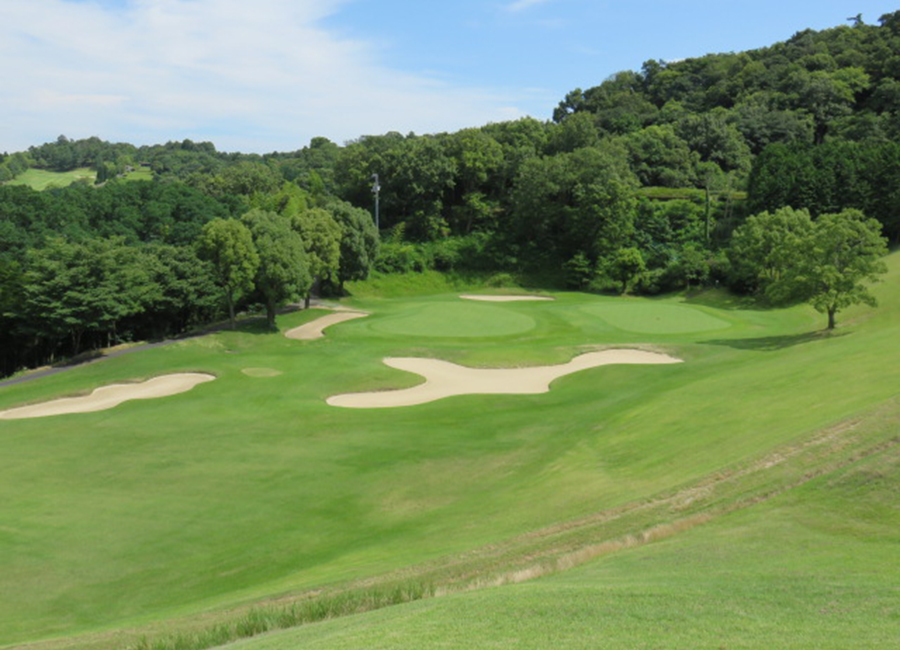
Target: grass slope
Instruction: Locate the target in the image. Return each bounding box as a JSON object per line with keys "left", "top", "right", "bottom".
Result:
{"left": 6, "top": 168, "right": 96, "bottom": 190}
{"left": 1, "top": 255, "right": 898, "bottom": 649}
{"left": 237, "top": 440, "right": 900, "bottom": 649}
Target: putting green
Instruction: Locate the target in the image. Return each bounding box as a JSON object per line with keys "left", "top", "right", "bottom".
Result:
{"left": 581, "top": 302, "right": 729, "bottom": 334}
{"left": 371, "top": 302, "right": 537, "bottom": 338}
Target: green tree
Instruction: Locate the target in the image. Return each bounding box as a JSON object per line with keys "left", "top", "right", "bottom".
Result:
{"left": 609, "top": 247, "right": 647, "bottom": 294}
{"left": 141, "top": 244, "right": 220, "bottom": 336}
{"left": 509, "top": 145, "right": 637, "bottom": 265}
{"left": 727, "top": 206, "right": 815, "bottom": 296}
{"left": 291, "top": 207, "right": 342, "bottom": 307}
{"left": 22, "top": 237, "right": 155, "bottom": 353}
{"left": 623, "top": 124, "right": 697, "bottom": 187}
{"left": 242, "top": 209, "right": 311, "bottom": 329}
{"left": 323, "top": 199, "right": 380, "bottom": 291}
{"left": 791, "top": 209, "right": 888, "bottom": 329}
{"left": 197, "top": 218, "right": 259, "bottom": 328}
{"left": 729, "top": 207, "right": 888, "bottom": 328}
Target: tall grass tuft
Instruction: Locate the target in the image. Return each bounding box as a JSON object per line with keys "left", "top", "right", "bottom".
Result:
{"left": 127, "top": 581, "right": 436, "bottom": 650}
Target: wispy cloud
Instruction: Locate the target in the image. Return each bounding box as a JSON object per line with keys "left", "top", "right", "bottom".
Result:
{"left": 504, "top": 0, "right": 553, "bottom": 12}
{"left": 0, "top": 0, "right": 526, "bottom": 152}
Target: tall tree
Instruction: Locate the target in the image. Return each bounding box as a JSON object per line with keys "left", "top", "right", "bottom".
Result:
{"left": 291, "top": 207, "right": 341, "bottom": 307}
{"left": 727, "top": 206, "right": 815, "bottom": 296}
{"left": 729, "top": 207, "right": 888, "bottom": 328}
{"left": 22, "top": 237, "right": 155, "bottom": 353}
{"left": 323, "top": 198, "right": 380, "bottom": 291}
{"left": 242, "top": 209, "right": 310, "bottom": 329}
{"left": 197, "top": 219, "right": 259, "bottom": 328}
{"left": 796, "top": 209, "right": 888, "bottom": 329}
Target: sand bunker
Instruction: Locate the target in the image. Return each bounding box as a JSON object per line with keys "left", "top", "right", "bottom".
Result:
{"left": 285, "top": 311, "right": 368, "bottom": 341}
{"left": 327, "top": 349, "right": 681, "bottom": 408}
{"left": 0, "top": 373, "right": 215, "bottom": 420}
{"left": 460, "top": 294, "right": 554, "bottom": 302}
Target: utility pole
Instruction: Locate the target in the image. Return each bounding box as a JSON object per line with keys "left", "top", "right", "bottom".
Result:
{"left": 371, "top": 173, "right": 380, "bottom": 231}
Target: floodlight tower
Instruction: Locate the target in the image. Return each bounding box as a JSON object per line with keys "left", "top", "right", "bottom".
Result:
{"left": 371, "top": 173, "right": 381, "bottom": 231}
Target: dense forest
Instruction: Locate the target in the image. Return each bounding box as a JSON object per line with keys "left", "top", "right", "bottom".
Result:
{"left": 1, "top": 13, "right": 898, "bottom": 378}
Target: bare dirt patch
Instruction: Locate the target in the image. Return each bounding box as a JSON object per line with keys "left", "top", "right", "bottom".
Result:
{"left": 0, "top": 373, "right": 216, "bottom": 420}
{"left": 327, "top": 349, "right": 681, "bottom": 408}
{"left": 284, "top": 311, "right": 369, "bottom": 341}
{"left": 241, "top": 368, "right": 283, "bottom": 378}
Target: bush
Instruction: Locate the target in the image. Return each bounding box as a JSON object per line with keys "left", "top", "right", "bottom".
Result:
{"left": 485, "top": 272, "right": 518, "bottom": 288}
{"left": 563, "top": 252, "right": 596, "bottom": 289}
{"left": 374, "top": 241, "right": 429, "bottom": 273}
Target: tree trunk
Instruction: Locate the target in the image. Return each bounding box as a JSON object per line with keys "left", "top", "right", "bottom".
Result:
{"left": 827, "top": 307, "right": 836, "bottom": 330}
{"left": 226, "top": 289, "right": 236, "bottom": 329}
{"left": 266, "top": 300, "right": 277, "bottom": 330}
{"left": 705, "top": 185, "right": 711, "bottom": 245}
{"left": 71, "top": 328, "right": 83, "bottom": 355}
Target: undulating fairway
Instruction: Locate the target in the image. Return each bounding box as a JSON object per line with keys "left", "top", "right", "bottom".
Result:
{"left": 1, "top": 255, "right": 898, "bottom": 650}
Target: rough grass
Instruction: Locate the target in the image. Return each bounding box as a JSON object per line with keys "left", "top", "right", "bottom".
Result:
{"left": 1, "top": 254, "right": 898, "bottom": 650}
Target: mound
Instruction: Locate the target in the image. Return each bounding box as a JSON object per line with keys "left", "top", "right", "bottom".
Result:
{"left": 327, "top": 349, "right": 681, "bottom": 408}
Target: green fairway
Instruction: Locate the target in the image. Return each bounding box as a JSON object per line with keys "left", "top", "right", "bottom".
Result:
{"left": 6, "top": 167, "right": 96, "bottom": 190}
{"left": 233, "top": 437, "right": 900, "bottom": 650}
{"left": 579, "top": 300, "right": 731, "bottom": 334}
{"left": 370, "top": 301, "right": 538, "bottom": 338}
{"left": 1, "top": 254, "right": 898, "bottom": 650}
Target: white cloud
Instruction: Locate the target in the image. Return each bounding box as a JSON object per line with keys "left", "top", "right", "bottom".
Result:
{"left": 504, "top": 0, "right": 552, "bottom": 12}
{"left": 0, "top": 0, "right": 527, "bottom": 153}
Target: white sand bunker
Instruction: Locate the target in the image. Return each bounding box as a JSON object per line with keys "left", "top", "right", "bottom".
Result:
{"left": 0, "top": 373, "right": 215, "bottom": 420}
{"left": 285, "top": 311, "right": 368, "bottom": 341}
{"left": 327, "top": 349, "right": 681, "bottom": 408}
{"left": 460, "top": 294, "right": 554, "bottom": 302}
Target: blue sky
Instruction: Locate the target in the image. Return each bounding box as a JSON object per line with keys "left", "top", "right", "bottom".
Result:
{"left": 1, "top": 0, "right": 897, "bottom": 153}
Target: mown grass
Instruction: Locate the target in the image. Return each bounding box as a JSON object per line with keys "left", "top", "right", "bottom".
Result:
{"left": 1, "top": 255, "right": 897, "bottom": 650}
{"left": 6, "top": 167, "right": 96, "bottom": 190}
{"left": 238, "top": 440, "right": 899, "bottom": 650}
{"left": 122, "top": 167, "right": 155, "bottom": 182}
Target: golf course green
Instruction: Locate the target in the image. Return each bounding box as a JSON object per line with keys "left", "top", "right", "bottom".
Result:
{"left": 1, "top": 254, "right": 898, "bottom": 650}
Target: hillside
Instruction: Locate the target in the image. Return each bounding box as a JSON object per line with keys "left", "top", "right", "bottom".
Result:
{"left": 1, "top": 13, "right": 899, "bottom": 650}
{"left": 1, "top": 250, "right": 897, "bottom": 650}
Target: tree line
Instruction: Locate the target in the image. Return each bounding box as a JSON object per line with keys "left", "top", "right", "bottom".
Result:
{"left": 0, "top": 177, "right": 376, "bottom": 377}
{"left": 2, "top": 12, "right": 898, "bottom": 376}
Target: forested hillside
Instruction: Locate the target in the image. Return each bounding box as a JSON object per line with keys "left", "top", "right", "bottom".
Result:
{"left": 1, "top": 12, "right": 898, "bottom": 378}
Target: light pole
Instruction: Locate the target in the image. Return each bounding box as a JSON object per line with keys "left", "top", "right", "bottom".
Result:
{"left": 371, "top": 173, "right": 380, "bottom": 231}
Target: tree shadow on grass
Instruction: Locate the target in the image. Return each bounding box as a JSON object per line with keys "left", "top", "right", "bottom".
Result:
{"left": 702, "top": 330, "right": 848, "bottom": 351}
